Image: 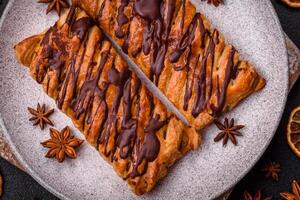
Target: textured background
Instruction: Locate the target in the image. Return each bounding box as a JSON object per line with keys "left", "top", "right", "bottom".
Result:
{"left": 0, "top": 0, "right": 299, "bottom": 199}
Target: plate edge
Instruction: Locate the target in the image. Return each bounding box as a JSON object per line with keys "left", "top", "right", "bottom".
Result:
{"left": 0, "top": 1, "right": 290, "bottom": 200}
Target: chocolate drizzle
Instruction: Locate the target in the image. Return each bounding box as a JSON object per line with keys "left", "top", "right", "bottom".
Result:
{"left": 57, "top": 13, "right": 94, "bottom": 109}
{"left": 71, "top": 17, "right": 94, "bottom": 40}
{"left": 134, "top": 0, "right": 161, "bottom": 21}
{"left": 36, "top": 7, "right": 171, "bottom": 179}
{"left": 169, "top": 12, "right": 237, "bottom": 117}
{"left": 169, "top": 14, "right": 208, "bottom": 111}
{"left": 115, "top": 0, "right": 130, "bottom": 38}
{"left": 48, "top": 50, "right": 65, "bottom": 85}
{"left": 170, "top": 13, "right": 201, "bottom": 64}
{"left": 97, "top": 66, "right": 131, "bottom": 156}
{"left": 134, "top": 0, "right": 176, "bottom": 84}
{"left": 212, "top": 48, "right": 236, "bottom": 115}
{"left": 72, "top": 51, "right": 109, "bottom": 118}
{"left": 183, "top": 55, "right": 199, "bottom": 110}
{"left": 38, "top": 25, "right": 67, "bottom": 85}
{"left": 192, "top": 37, "right": 215, "bottom": 117}
{"left": 118, "top": 78, "right": 138, "bottom": 159}
{"left": 131, "top": 114, "right": 169, "bottom": 178}
{"left": 97, "top": 1, "right": 106, "bottom": 19}
{"left": 66, "top": 6, "right": 77, "bottom": 25}
{"left": 41, "top": 27, "right": 53, "bottom": 46}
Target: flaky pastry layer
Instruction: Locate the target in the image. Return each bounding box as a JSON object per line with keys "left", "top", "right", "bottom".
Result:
{"left": 74, "top": 0, "right": 266, "bottom": 130}
{"left": 15, "top": 7, "right": 199, "bottom": 195}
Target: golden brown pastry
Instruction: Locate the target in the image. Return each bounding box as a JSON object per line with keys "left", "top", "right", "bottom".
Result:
{"left": 74, "top": 0, "right": 266, "bottom": 129}
{"left": 15, "top": 7, "right": 200, "bottom": 195}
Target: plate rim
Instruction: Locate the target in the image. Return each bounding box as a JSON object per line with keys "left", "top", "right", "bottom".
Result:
{"left": 210, "top": 1, "right": 289, "bottom": 198}
{"left": 0, "top": 1, "right": 71, "bottom": 199}
{"left": 0, "top": 0, "right": 289, "bottom": 199}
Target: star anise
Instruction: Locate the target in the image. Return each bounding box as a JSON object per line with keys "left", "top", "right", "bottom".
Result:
{"left": 41, "top": 126, "right": 83, "bottom": 162}
{"left": 28, "top": 103, "right": 54, "bottom": 130}
{"left": 38, "top": 0, "right": 70, "bottom": 16}
{"left": 280, "top": 180, "right": 300, "bottom": 200}
{"left": 202, "top": 0, "right": 223, "bottom": 7}
{"left": 244, "top": 191, "right": 272, "bottom": 200}
{"left": 261, "top": 161, "right": 280, "bottom": 181}
{"left": 214, "top": 118, "right": 244, "bottom": 146}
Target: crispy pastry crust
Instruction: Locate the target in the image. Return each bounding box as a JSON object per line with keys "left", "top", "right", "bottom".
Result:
{"left": 74, "top": 0, "right": 266, "bottom": 130}
{"left": 15, "top": 0, "right": 266, "bottom": 195}
{"left": 14, "top": 8, "right": 200, "bottom": 195}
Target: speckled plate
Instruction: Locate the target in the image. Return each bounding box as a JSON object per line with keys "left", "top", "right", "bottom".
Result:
{"left": 0, "top": 0, "right": 288, "bottom": 199}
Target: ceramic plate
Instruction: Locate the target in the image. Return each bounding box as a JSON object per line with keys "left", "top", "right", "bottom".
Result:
{"left": 0, "top": 0, "right": 288, "bottom": 199}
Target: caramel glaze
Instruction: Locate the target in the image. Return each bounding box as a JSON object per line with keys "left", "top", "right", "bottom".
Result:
{"left": 39, "top": 7, "right": 170, "bottom": 178}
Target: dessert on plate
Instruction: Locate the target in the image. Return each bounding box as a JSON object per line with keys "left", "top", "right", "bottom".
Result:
{"left": 15, "top": 7, "right": 199, "bottom": 195}
{"left": 74, "top": 0, "right": 266, "bottom": 129}
{"left": 14, "top": 0, "right": 266, "bottom": 195}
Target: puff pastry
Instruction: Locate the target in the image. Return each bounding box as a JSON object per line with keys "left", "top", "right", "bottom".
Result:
{"left": 74, "top": 0, "right": 266, "bottom": 129}
{"left": 15, "top": 7, "right": 199, "bottom": 195}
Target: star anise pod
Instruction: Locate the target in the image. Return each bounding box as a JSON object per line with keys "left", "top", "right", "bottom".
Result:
{"left": 41, "top": 126, "right": 83, "bottom": 162}
{"left": 202, "top": 0, "right": 223, "bottom": 7}
{"left": 280, "top": 180, "right": 300, "bottom": 200}
{"left": 28, "top": 103, "right": 54, "bottom": 130}
{"left": 244, "top": 191, "right": 272, "bottom": 200}
{"left": 214, "top": 118, "right": 244, "bottom": 146}
{"left": 38, "top": 0, "right": 70, "bottom": 16}
{"left": 261, "top": 161, "right": 280, "bottom": 181}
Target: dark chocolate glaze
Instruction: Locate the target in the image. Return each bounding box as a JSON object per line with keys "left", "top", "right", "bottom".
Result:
{"left": 169, "top": 13, "right": 200, "bottom": 64}
{"left": 131, "top": 114, "right": 169, "bottom": 178}
{"left": 122, "top": 34, "right": 130, "bottom": 53}
{"left": 57, "top": 14, "right": 93, "bottom": 109}
{"left": 97, "top": 1, "right": 106, "bottom": 19}
{"left": 183, "top": 54, "right": 199, "bottom": 111}
{"left": 169, "top": 12, "right": 237, "bottom": 117}
{"left": 115, "top": 0, "right": 130, "bottom": 38}
{"left": 41, "top": 27, "right": 53, "bottom": 46}
{"left": 38, "top": 7, "right": 171, "bottom": 178}
{"left": 134, "top": 0, "right": 176, "bottom": 85}
{"left": 66, "top": 6, "right": 77, "bottom": 26}
{"left": 72, "top": 51, "right": 109, "bottom": 119}
{"left": 169, "top": 14, "right": 207, "bottom": 111}
{"left": 211, "top": 48, "right": 236, "bottom": 115}
{"left": 132, "top": 47, "right": 142, "bottom": 58}
{"left": 192, "top": 37, "right": 215, "bottom": 117}
{"left": 91, "top": 1, "right": 239, "bottom": 123}
{"left": 48, "top": 50, "right": 66, "bottom": 86}
{"left": 118, "top": 78, "right": 138, "bottom": 159}
{"left": 71, "top": 17, "right": 94, "bottom": 41}
{"left": 97, "top": 66, "right": 131, "bottom": 157}
{"left": 37, "top": 28, "right": 54, "bottom": 84}
{"left": 180, "top": 0, "right": 186, "bottom": 34}
{"left": 39, "top": 25, "right": 67, "bottom": 86}
{"left": 134, "top": 0, "right": 161, "bottom": 21}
